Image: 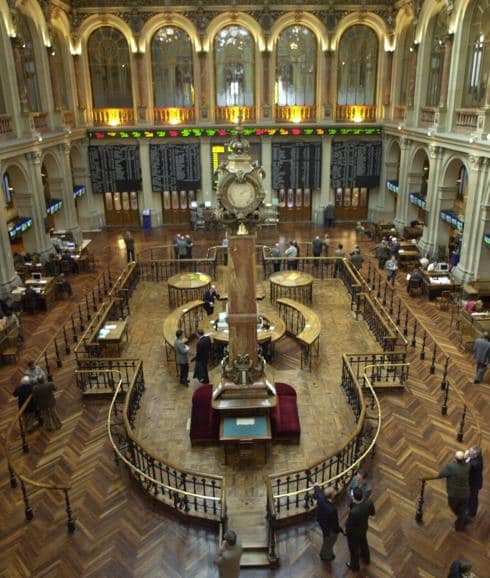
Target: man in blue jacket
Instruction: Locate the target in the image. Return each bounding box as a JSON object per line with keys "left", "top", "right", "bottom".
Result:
{"left": 313, "top": 485, "right": 342, "bottom": 561}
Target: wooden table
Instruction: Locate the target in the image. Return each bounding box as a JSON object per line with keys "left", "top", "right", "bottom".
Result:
{"left": 97, "top": 320, "right": 129, "bottom": 356}
{"left": 24, "top": 276, "right": 57, "bottom": 309}
{"left": 397, "top": 248, "right": 420, "bottom": 270}
{"left": 167, "top": 272, "right": 211, "bottom": 307}
{"left": 270, "top": 271, "right": 314, "bottom": 305}
{"left": 422, "top": 271, "right": 461, "bottom": 300}
{"left": 220, "top": 415, "right": 271, "bottom": 465}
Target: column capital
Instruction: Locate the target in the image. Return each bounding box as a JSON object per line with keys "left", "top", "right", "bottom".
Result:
{"left": 26, "top": 151, "right": 42, "bottom": 164}
{"left": 400, "top": 137, "right": 412, "bottom": 150}
{"left": 468, "top": 155, "right": 489, "bottom": 171}
{"left": 59, "top": 142, "right": 71, "bottom": 156}
{"left": 429, "top": 144, "right": 442, "bottom": 159}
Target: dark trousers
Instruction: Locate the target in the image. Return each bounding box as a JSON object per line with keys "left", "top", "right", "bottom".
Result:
{"left": 448, "top": 496, "right": 468, "bottom": 530}
{"left": 347, "top": 531, "right": 370, "bottom": 571}
{"left": 467, "top": 488, "right": 479, "bottom": 517}
{"left": 126, "top": 247, "right": 135, "bottom": 262}
{"left": 178, "top": 363, "right": 189, "bottom": 385}
{"left": 273, "top": 262, "right": 280, "bottom": 272}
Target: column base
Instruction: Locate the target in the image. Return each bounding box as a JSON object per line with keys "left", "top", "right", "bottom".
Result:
{"left": 451, "top": 263, "right": 474, "bottom": 283}
{"left": 417, "top": 237, "right": 436, "bottom": 258}
{"left": 0, "top": 272, "right": 23, "bottom": 299}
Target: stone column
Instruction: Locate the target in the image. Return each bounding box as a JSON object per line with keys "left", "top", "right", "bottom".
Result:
{"left": 200, "top": 137, "right": 213, "bottom": 204}
{"left": 323, "top": 50, "right": 333, "bottom": 120}
{"left": 0, "top": 162, "right": 22, "bottom": 296}
{"left": 261, "top": 49, "right": 271, "bottom": 120}
{"left": 475, "top": 205, "right": 490, "bottom": 279}
{"left": 419, "top": 145, "right": 444, "bottom": 257}
{"left": 394, "top": 137, "right": 411, "bottom": 230}
{"left": 370, "top": 136, "right": 396, "bottom": 222}
{"left": 438, "top": 34, "right": 453, "bottom": 109}
{"left": 320, "top": 135, "right": 332, "bottom": 207}
{"left": 21, "top": 151, "right": 55, "bottom": 258}
{"left": 139, "top": 139, "right": 161, "bottom": 226}
{"left": 262, "top": 136, "right": 272, "bottom": 202}
{"left": 197, "top": 49, "right": 209, "bottom": 121}
{"left": 453, "top": 157, "right": 490, "bottom": 281}
{"left": 135, "top": 52, "right": 148, "bottom": 124}
{"left": 55, "top": 143, "right": 82, "bottom": 243}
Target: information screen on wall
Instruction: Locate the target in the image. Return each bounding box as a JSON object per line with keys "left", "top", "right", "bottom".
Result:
{"left": 331, "top": 141, "right": 382, "bottom": 189}
{"left": 150, "top": 143, "right": 201, "bottom": 192}
{"left": 271, "top": 142, "right": 322, "bottom": 190}
{"left": 88, "top": 145, "right": 142, "bottom": 193}
{"left": 211, "top": 142, "right": 262, "bottom": 189}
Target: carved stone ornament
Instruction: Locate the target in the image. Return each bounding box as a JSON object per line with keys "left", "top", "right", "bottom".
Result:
{"left": 220, "top": 349, "right": 266, "bottom": 386}
{"left": 469, "top": 155, "right": 483, "bottom": 171}
{"left": 429, "top": 144, "right": 441, "bottom": 159}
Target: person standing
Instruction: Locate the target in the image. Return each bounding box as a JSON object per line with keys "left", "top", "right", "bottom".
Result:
{"left": 438, "top": 450, "right": 470, "bottom": 531}
{"left": 345, "top": 487, "right": 375, "bottom": 571}
{"left": 192, "top": 329, "right": 212, "bottom": 384}
{"left": 347, "top": 469, "right": 372, "bottom": 501}
{"left": 174, "top": 329, "right": 190, "bottom": 386}
{"left": 312, "top": 236, "right": 324, "bottom": 258}
{"left": 385, "top": 255, "right": 398, "bottom": 286}
{"left": 203, "top": 285, "right": 220, "bottom": 316}
{"left": 270, "top": 243, "right": 281, "bottom": 272}
{"left": 473, "top": 331, "right": 490, "bottom": 383}
{"left": 13, "top": 376, "right": 38, "bottom": 432}
{"left": 177, "top": 235, "right": 188, "bottom": 259}
{"left": 313, "top": 485, "right": 342, "bottom": 561}
{"left": 214, "top": 529, "right": 242, "bottom": 578}
{"left": 33, "top": 378, "right": 62, "bottom": 431}
{"left": 185, "top": 235, "right": 193, "bottom": 258}
{"left": 324, "top": 203, "right": 335, "bottom": 227}
{"left": 285, "top": 241, "right": 298, "bottom": 270}
{"left": 222, "top": 235, "right": 229, "bottom": 266}
{"left": 123, "top": 231, "right": 135, "bottom": 262}
{"left": 25, "top": 360, "right": 46, "bottom": 384}
{"left": 465, "top": 445, "right": 483, "bottom": 518}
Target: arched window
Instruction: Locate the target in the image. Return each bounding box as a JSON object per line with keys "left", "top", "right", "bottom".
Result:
{"left": 214, "top": 26, "right": 254, "bottom": 107}
{"left": 16, "top": 12, "right": 42, "bottom": 112}
{"left": 88, "top": 27, "right": 132, "bottom": 108}
{"left": 275, "top": 25, "right": 316, "bottom": 106}
{"left": 463, "top": 0, "right": 490, "bottom": 107}
{"left": 426, "top": 9, "right": 448, "bottom": 107}
{"left": 49, "top": 31, "right": 70, "bottom": 110}
{"left": 152, "top": 26, "right": 194, "bottom": 108}
{"left": 399, "top": 23, "right": 416, "bottom": 107}
{"left": 337, "top": 26, "right": 378, "bottom": 106}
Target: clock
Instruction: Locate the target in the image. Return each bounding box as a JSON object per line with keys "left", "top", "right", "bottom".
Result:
{"left": 228, "top": 181, "right": 256, "bottom": 209}
{"left": 218, "top": 172, "right": 263, "bottom": 216}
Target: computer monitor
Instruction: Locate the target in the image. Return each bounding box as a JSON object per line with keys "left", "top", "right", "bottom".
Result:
{"left": 204, "top": 201, "right": 212, "bottom": 208}
{"left": 31, "top": 272, "right": 42, "bottom": 281}
{"left": 436, "top": 263, "right": 449, "bottom": 272}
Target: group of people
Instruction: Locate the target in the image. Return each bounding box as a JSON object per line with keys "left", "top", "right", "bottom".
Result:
{"left": 313, "top": 469, "right": 375, "bottom": 572}
{"left": 374, "top": 236, "right": 401, "bottom": 286}
{"left": 173, "top": 233, "right": 194, "bottom": 259}
{"left": 12, "top": 360, "right": 62, "bottom": 432}
{"left": 175, "top": 328, "right": 212, "bottom": 386}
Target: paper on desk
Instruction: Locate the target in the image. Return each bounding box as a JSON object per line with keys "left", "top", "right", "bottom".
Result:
{"left": 236, "top": 418, "right": 255, "bottom": 426}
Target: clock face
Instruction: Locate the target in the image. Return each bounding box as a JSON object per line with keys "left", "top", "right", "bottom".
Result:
{"left": 227, "top": 181, "right": 256, "bottom": 210}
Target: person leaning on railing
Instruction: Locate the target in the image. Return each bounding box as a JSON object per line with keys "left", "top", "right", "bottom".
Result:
{"left": 437, "top": 450, "right": 470, "bottom": 532}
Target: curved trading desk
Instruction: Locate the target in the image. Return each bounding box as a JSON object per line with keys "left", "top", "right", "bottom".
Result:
{"left": 269, "top": 271, "right": 314, "bottom": 305}
{"left": 167, "top": 272, "right": 212, "bottom": 307}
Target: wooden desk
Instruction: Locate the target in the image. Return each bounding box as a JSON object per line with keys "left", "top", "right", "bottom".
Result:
{"left": 97, "top": 320, "right": 128, "bottom": 356}
{"left": 397, "top": 248, "right": 421, "bottom": 270}
{"left": 167, "top": 272, "right": 211, "bottom": 307}
{"left": 422, "top": 271, "right": 460, "bottom": 300}
{"left": 270, "top": 271, "right": 314, "bottom": 305}
{"left": 24, "top": 276, "right": 57, "bottom": 309}
{"left": 220, "top": 415, "right": 271, "bottom": 465}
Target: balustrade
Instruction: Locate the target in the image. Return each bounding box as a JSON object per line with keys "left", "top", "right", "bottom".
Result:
{"left": 32, "top": 112, "right": 48, "bottom": 131}
{"left": 274, "top": 105, "right": 317, "bottom": 123}
{"left": 0, "top": 114, "right": 14, "bottom": 137}
{"left": 215, "top": 105, "right": 256, "bottom": 123}
{"left": 335, "top": 105, "right": 377, "bottom": 123}
{"left": 455, "top": 109, "right": 479, "bottom": 131}
{"left": 420, "top": 106, "right": 436, "bottom": 126}
{"left": 92, "top": 108, "right": 135, "bottom": 127}
{"left": 153, "top": 107, "right": 196, "bottom": 125}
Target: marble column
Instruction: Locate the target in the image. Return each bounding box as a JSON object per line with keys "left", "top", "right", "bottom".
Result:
{"left": 437, "top": 34, "right": 454, "bottom": 131}
{"left": 261, "top": 136, "right": 272, "bottom": 201}
{"left": 261, "top": 49, "right": 271, "bottom": 120}
{"left": 475, "top": 205, "right": 490, "bottom": 279}
{"left": 0, "top": 162, "right": 22, "bottom": 297}
{"left": 56, "top": 143, "right": 82, "bottom": 243}
{"left": 371, "top": 136, "right": 397, "bottom": 222}
{"left": 200, "top": 137, "right": 213, "bottom": 204}
{"left": 21, "top": 151, "right": 55, "bottom": 258}
{"left": 418, "top": 146, "right": 443, "bottom": 257}
{"left": 453, "top": 157, "right": 490, "bottom": 281}
{"left": 320, "top": 135, "right": 332, "bottom": 207}
{"left": 394, "top": 137, "right": 411, "bottom": 230}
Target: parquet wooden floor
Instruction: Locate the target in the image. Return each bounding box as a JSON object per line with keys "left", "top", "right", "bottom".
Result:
{"left": 0, "top": 225, "right": 489, "bottom": 578}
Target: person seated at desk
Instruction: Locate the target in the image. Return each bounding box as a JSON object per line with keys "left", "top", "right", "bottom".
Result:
{"left": 56, "top": 273, "right": 73, "bottom": 297}
{"left": 406, "top": 267, "right": 424, "bottom": 294}
{"left": 463, "top": 299, "right": 484, "bottom": 314}
{"left": 61, "top": 252, "right": 79, "bottom": 274}
{"left": 419, "top": 255, "right": 430, "bottom": 269}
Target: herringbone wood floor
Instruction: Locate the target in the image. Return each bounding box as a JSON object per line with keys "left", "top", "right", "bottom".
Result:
{"left": 0, "top": 225, "right": 488, "bottom": 578}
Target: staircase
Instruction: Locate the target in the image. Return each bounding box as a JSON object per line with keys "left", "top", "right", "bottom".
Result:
{"left": 227, "top": 507, "right": 273, "bottom": 568}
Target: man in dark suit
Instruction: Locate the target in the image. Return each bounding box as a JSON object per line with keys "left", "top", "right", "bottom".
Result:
{"left": 345, "top": 486, "right": 375, "bottom": 571}
{"left": 192, "top": 329, "right": 212, "bottom": 383}
{"left": 203, "top": 285, "right": 219, "bottom": 316}
{"left": 465, "top": 445, "right": 483, "bottom": 518}
{"left": 313, "top": 485, "right": 342, "bottom": 561}
{"left": 438, "top": 450, "right": 470, "bottom": 531}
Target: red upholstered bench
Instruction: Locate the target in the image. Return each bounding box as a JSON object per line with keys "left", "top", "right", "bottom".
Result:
{"left": 189, "top": 384, "right": 220, "bottom": 445}
{"left": 271, "top": 383, "right": 300, "bottom": 443}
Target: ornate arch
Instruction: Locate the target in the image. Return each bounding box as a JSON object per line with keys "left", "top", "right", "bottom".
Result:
{"left": 331, "top": 12, "right": 388, "bottom": 51}
{"left": 268, "top": 12, "right": 328, "bottom": 51}
{"left": 41, "top": 149, "right": 62, "bottom": 178}
{"left": 1, "top": 159, "right": 30, "bottom": 190}
{"left": 386, "top": 138, "right": 402, "bottom": 164}
{"left": 139, "top": 13, "right": 200, "bottom": 53}
{"left": 76, "top": 14, "right": 137, "bottom": 54}
{"left": 440, "top": 154, "right": 470, "bottom": 185}
{"left": 14, "top": 0, "right": 51, "bottom": 46}
{"left": 408, "top": 145, "right": 430, "bottom": 170}
{"left": 204, "top": 13, "right": 264, "bottom": 52}
{"left": 415, "top": 0, "right": 447, "bottom": 44}
{"left": 0, "top": 0, "right": 15, "bottom": 37}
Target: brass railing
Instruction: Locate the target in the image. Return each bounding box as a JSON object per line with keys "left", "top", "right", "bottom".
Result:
{"left": 153, "top": 107, "right": 196, "bottom": 125}
{"left": 92, "top": 107, "right": 135, "bottom": 127}
{"left": 274, "top": 104, "right": 317, "bottom": 123}
{"left": 106, "top": 362, "right": 227, "bottom": 523}
{"left": 215, "top": 105, "right": 256, "bottom": 123}
{"left": 335, "top": 104, "right": 377, "bottom": 123}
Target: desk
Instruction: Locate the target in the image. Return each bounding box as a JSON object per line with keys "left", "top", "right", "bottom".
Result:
{"left": 398, "top": 248, "right": 421, "bottom": 270}
{"left": 220, "top": 415, "right": 271, "bottom": 465}
{"left": 167, "top": 272, "right": 211, "bottom": 307}
{"left": 23, "top": 277, "right": 57, "bottom": 309}
{"left": 97, "top": 320, "right": 128, "bottom": 356}
{"left": 270, "top": 271, "right": 314, "bottom": 305}
{"left": 422, "top": 271, "right": 460, "bottom": 300}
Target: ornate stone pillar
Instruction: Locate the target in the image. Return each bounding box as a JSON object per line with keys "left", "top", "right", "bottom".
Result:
{"left": 261, "top": 48, "right": 271, "bottom": 120}
{"left": 197, "top": 48, "right": 209, "bottom": 121}
{"left": 320, "top": 135, "right": 332, "bottom": 207}
{"left": 200, "top": 137, "right": 213, "bottom": 203}
{"left": 323, "top": 49, "right": 333, "bottom": 120}
{"left": 0, "top": 162, "right": 22, "bottom": 297}
{"left": 394, "top": 137, "right": 412, "bottom": 230}
{"left": 138, "top": 139, "right": 161, "bottom": 226}
{"left": 55, "top": 143, "right": 82, "bottom": 243}
{"left": 135, "top": 52, "right": 148, "bottom": 123}
{"left": 453, "top": 157, "right": 490, "bottom": 281}
{"left": 261, "top": 136, "right": 272, "bottom": 201}
{"left": 439, "top": 34, "right": 453, "bottom": 109}
{"left": 418, "top": 145, "right": 444, "bottom": 257}
{"left": 372, "top": 138, "right": 397, "bottom": 223}
{"left": 18, "top": 152, "right": 53, "bottom": 258}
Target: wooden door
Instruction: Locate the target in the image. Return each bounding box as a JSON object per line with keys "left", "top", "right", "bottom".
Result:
{"left": 276, "top": 188, "right": 312, "bottom": 222}
{"left": 161, "top": 190, "right": 196, "bottom": 224}
{"left": 334, "top": 187, "right": 369, "bottom": 221}
{"left": 104, "top": 192, "right": 140, "bottom": 227}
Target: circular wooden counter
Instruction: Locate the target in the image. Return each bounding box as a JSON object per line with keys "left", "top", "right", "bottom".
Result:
{"left": 201, "top": 309, "right": 286, "bottom": 345}
{"left": 167, "top": 272, "right": 212, "bottom": 307}
{"left": 269, "top": 271, "right": 314, "bottom": 305}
